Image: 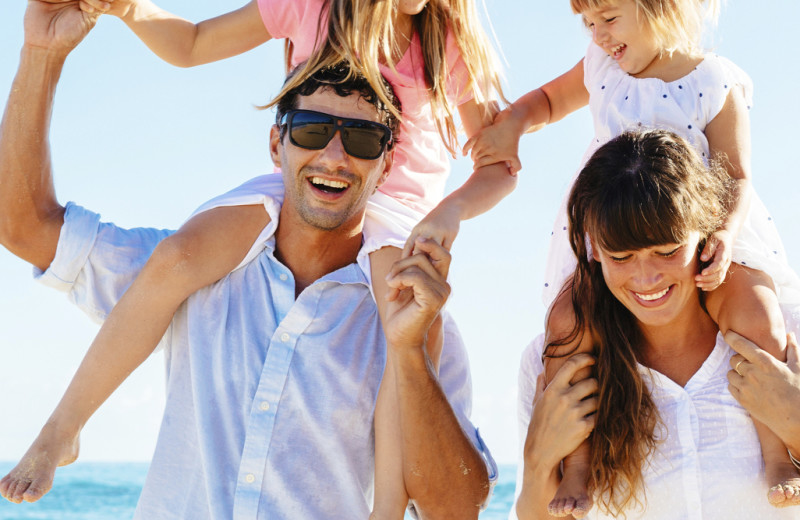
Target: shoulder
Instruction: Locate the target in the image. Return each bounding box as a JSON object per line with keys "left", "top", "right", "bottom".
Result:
{"left": 583, "top": 41, "right": 617, "bottom": 87}
{"left": 257, "top": 0, "right": 324, "bottom": 39}
{"left": 695, "top": 54, "right": 754, "bottom": 119}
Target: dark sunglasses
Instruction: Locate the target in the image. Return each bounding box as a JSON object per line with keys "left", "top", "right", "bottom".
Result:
{"left": 279, "top": 109, "right": 393, "bottom": 160}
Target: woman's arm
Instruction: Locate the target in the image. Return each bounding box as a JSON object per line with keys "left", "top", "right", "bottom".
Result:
{"left": 515, "top": 353, "right": 598, "bottom": 520}
{"left": 108, "top": 0, "right": 271, "bottom": 67}
{"left": 726, "top": 330, "right": 800, "bottom": 457}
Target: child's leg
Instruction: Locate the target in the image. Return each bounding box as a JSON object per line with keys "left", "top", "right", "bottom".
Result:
{"left": 704, "top": 263, "right": 800, "bottom": 507}
{"left": 544, "top": 287, "right": 595, "bottom": 519}
{"left": 0, "top": 205, "right": 269, "bottom": 504}
{"left": 370, "top": 246, "right": 444, "bottom": 519}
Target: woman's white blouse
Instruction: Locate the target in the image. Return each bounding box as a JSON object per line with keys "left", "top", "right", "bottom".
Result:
{"left": 511, "top": 329, "right": 800, "bottom": 520}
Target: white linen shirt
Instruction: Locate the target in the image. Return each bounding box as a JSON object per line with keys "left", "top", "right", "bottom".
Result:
{"left": 510, "top": 332, "right": 800, "bottom": 520}
{"left": 36, "top": 198, "right": 495, "bottom": 520}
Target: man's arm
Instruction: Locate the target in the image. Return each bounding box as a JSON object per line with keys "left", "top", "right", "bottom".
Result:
{"left": 0, "top": 2, "right": 97, "bottom": 271}
{"left": 384, "top": 237, "right": 489, "bottom": 518}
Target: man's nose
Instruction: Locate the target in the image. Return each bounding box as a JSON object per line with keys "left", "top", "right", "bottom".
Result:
{"left": 318, "top": 130, "right": 348, "bottom": 165}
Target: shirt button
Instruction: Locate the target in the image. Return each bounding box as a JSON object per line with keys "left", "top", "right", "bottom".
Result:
{"left": 259, "top": 401, "right": 270, "bottom": 411}
{"left": 280, "top": 333, "right": 290, "bottom": 342}
{"left": 245, "top": 474, "right": 255, "bottom": 483}
{"left": 279, "top": 273, "right": 288, "bottom": 281}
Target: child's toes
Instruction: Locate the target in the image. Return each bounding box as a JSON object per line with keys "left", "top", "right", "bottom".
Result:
{"left": 22, "top": 477, "right": 51, "bottom": 503}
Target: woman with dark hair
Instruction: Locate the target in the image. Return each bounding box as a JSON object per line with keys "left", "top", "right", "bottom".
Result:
{"left": 511, "top": 129, "right": 800, "bottom": 519}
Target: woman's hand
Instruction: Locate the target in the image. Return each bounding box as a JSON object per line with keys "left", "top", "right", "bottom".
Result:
{"left": 524, "top": 353, "right": 598, "bottom": 471}
{"left": 727, "top": 330, "right": 800, "bottom": 455}
{"left": 515, "top": 353, "right": 598, "bottom": 520}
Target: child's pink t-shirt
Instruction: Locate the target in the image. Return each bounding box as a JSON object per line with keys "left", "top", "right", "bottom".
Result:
{"left": 258, "top": 0, "right": 473, "bottom": 213}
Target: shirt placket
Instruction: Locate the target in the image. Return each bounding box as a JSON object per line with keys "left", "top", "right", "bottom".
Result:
{"left": 232, "top": 272, "right": 321, "bottom": 519}
{"left": 675, "top": 388, "right": 703, "bottom": 519}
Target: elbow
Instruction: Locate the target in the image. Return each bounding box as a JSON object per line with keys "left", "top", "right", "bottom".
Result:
{"left": 409, "top": 462, "right": 490, "bottom": 520}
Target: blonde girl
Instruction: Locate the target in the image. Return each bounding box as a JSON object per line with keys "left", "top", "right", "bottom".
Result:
{"left": 465, "top": 0, "right": 800, "bottom": 516}
{"left": 0, "top": 0, "right": 511, "bottom": 516}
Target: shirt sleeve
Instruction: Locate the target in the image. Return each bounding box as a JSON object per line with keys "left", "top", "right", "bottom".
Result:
{"left": 508, "top": 335, "right": 546, "bottom": 520}
{"left": 257, "top": 0, "right": 311, "bottom": 41}
{"left": 444, "top": 28, "right": 476, "bottom": 107}
{"left": 35, "top": 202, "right": 173, "bottom": 324}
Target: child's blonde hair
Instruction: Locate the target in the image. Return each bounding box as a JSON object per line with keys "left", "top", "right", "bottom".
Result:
{"left": 570, "top": 0, "right": 721, "bottom": 56}
{"left": 264, "top": 0, "right": 505, "bottom": 156}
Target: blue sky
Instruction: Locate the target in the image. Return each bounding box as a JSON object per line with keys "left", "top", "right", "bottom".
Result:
{"left": 0, "top": 0, "right": 798, "bottom": 467}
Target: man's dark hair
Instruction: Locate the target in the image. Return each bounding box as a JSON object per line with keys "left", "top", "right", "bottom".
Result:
{"left": 275, "top": 62, "right": 402, "bottom": 149}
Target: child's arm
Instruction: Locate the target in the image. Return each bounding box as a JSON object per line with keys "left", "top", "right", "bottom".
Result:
{"left": 462, "top": 59, "right": 588, "bottom": 174}
{"left": 0, "top": 204, "right": 269, "bottom": 504}
{"left": 102, "top": 0, "right": 271, "bottom": 67}
{"left": 696, "top": 85, "right": 753, "bottom": 291}
{"left": 401, "top": 99, "right": 517, "bottom": 257}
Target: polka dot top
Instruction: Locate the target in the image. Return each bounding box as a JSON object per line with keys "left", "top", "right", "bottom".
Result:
{"left": 581, "top": 42, "right": 754, "bottom": 166}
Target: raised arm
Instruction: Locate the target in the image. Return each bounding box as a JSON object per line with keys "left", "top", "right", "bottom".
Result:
{"left": 401, "top": 100, "right": 517, "bottom": 257}
{"left": 104, "top": 0, "right": 271, "bottom": 67}
{"left": 0, "top": 1, "right": 96, "bottom": 271}
{"left": 463, "top": 59, "right": 588, "bottom": 173}
{"left": 384, "top": 237, "right": 490, "bottom": 518}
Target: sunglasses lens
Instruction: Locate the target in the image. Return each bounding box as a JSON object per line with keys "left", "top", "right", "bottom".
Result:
{"left": 286, "top": 111, "right": 390, "bottom": 160}
{"left": 341, "top": 123, "right": 389, "bottom": 159}
{"left": 289, "top": 112, "right": 335, "bottom": 150}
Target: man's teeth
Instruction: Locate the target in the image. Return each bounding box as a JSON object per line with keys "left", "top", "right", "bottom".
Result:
{"left": 310, "top": 177, "right": 349, "bottom": 189}
{"left": 635, "top": 287, "right": 669, "bottom": 301}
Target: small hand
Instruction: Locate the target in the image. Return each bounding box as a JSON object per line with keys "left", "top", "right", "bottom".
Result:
{"left": 401, "top": 203, "right": 461, "bottom": 259}
{"left": 461, "top": 107, "right": 524, "bottom": 174}
{"left": 383, "top": 238, "right": 451, "bottom": 351}
{"left": 696, "top": 229, "right": 733, "bottom": 291}
{"left": 524, "top": 354, "right": 598, "bottom": 471}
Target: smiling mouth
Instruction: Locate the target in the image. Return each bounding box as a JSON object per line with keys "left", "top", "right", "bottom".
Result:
{"left": 611, "top": 43, "right": 626, "bottom": 59}
{"left": 634, "top": 286, "right": 670, "bottom": 301}
{"left": 309, "top": 176, "right": 350, "bottom": 194}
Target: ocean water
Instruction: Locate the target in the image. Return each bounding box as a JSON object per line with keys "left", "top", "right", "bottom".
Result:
{"left": 0, "top": 462, "right": 516, "bottom": 519}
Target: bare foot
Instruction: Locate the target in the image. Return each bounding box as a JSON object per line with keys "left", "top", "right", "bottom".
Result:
{"left": 547, "top": 464, "right": 592, "bottom": 518}
{"left": 0, "top": 424, "right": 80, "bottom": 504}
{"left": 767, "top": 461, "right": 800, "bottom": 508}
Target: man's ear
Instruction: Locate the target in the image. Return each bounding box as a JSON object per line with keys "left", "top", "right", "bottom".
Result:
{"left": 375, "top": 148, "right": 394, "bottom": 190}
{"left": 269, "top": 125, "right": 283, "bottom": 169}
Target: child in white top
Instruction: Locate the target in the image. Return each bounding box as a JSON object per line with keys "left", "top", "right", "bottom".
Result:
{"left": 465, "top": 0, "right": 800, "bottom": 517}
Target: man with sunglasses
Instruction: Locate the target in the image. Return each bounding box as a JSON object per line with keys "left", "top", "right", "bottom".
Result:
{"left": 0, "top": 3, "right": 494, "bottom": 519}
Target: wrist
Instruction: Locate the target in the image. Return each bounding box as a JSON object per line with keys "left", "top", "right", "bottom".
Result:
{"left": 20, "top": 44, "right": 71, "bottom": 66}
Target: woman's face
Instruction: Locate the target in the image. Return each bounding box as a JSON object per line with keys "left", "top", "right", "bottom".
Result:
{"left": 592, "top": 231, "right": 702, "bottom": 328}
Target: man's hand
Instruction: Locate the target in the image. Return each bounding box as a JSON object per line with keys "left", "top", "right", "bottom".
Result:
{"left": 24, "top": 0, "right": 99, "bottom": 55}
{"left": 384, "top": 237, "right": 451, "bottom": 352}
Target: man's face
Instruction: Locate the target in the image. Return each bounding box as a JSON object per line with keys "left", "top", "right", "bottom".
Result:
{"left": 271, "top": 89, "right": 393, "bottom": 232}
